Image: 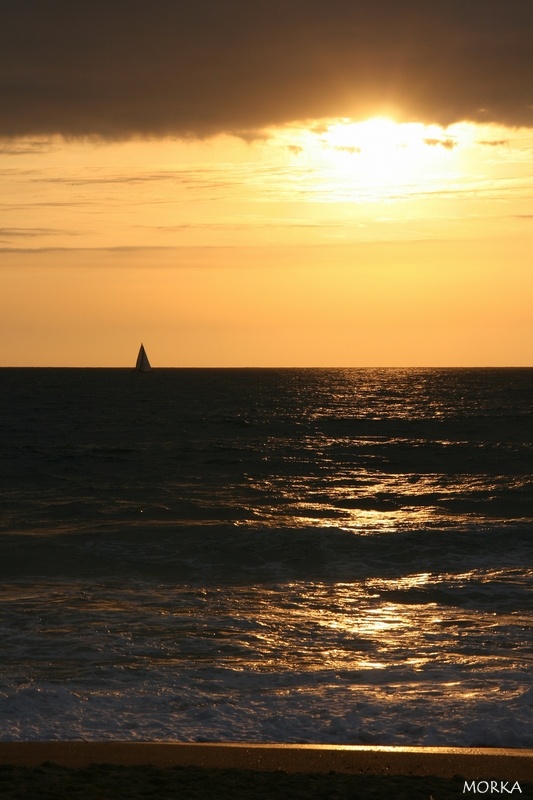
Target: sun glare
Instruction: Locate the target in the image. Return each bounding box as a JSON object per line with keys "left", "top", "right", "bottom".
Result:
{"left": 280, "top": 117, "right": 469, "bottom": 201}
{"left": 325, "top": 118, "right": 433, "bottom": 177}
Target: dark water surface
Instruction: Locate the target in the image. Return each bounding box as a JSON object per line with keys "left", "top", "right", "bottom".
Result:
{"left": 0, "top": 368, "right": 531, "bottom": 744}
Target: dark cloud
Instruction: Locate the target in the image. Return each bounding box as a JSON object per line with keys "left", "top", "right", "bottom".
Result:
{"left": 1, "top": 0, "right": 532, "bottom": 140}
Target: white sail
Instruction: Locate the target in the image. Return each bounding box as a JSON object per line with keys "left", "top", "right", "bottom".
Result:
{"left": 135, "top": 343, "right": 152, "bottom": 372}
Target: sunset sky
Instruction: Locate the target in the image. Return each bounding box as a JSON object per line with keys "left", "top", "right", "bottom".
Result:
{"left": 1, "top": 1, "right": 532, "bottom": 366}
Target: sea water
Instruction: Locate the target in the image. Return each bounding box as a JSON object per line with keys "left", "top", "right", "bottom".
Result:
{"left": 0, "top": 367, "right": 531, "bottom": 745}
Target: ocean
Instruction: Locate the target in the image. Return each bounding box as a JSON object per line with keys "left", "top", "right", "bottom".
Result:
{"left": 0, "top": 367, "right": 531, "bottom": 746}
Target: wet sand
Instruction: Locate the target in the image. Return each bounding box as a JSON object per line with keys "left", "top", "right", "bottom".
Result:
{"left": 0, "top": 743, "right": 531, "bottom": 799}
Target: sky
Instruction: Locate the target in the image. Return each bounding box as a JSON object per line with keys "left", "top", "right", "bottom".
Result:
{"left": 1, "top": 0, "right": 532, "bottom": 366}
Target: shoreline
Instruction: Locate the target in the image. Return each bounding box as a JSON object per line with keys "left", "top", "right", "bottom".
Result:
{"left": 0, "top": 742, "right": 531, "bottom": 780}
{"left": 1, "top": 744, "right": 531, "bottom": 800}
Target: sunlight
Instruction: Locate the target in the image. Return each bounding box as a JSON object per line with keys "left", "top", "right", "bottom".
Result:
{"left": 323, "top": 118, "right": 443, "bottom": 184}
{"left": 280, "top": 116, "right": 469, "bottom": 201}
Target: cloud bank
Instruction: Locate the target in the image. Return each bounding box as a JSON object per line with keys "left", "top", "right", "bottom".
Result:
{"left": 1, "top": 0, "right": 532, "bottom": 139}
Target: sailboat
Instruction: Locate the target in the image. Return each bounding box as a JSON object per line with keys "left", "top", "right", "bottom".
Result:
{"left": 135, "top": 343, "right": 152, "bottom": 372}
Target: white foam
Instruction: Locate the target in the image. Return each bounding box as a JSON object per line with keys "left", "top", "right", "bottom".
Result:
{"left": 1, "top": 677, "right": 532, "bottom": 746}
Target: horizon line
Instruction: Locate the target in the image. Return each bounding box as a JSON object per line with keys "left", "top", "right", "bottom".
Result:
{"left": 1, "top": 364, "right": 532, "bottom": 370}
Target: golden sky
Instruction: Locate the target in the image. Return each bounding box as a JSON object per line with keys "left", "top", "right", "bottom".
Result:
{"left": 1, "top": 3, "right": 532, "bottom": 366}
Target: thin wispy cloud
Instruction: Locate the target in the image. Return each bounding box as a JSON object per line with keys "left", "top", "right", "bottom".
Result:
{"left": 0, "top": 226, "right": 77, "bottom": 237}
{"left": 423, "top": 138, "right": 457, "bottom": 150}
{"left": 0, "top": 139, "right": 55, "bottom": 154}
{"left": 477, "top": 140, "right": 510, "bottom": 147}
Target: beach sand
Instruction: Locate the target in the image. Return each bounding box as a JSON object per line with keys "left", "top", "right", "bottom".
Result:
{"left": 0, "top": 743, "right": 531, "bottom": 799}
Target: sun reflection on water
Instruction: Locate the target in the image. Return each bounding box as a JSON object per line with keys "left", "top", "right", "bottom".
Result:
{"left": 230, "top": 576, "right": 479, "bottom": 675}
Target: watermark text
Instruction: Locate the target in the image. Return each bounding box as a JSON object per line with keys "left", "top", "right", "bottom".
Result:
{"left": 463, "top": 781, "right": 522, "bottom": 794}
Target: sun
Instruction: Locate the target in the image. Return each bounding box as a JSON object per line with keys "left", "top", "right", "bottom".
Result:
{"left": 279, "top": 116, "right": 467, "bottom": 201}
{"left": 323, "top": 117, "right": 430, "bottom": 181}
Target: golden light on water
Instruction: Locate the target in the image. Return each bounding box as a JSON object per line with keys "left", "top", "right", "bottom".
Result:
{"left": 241, "top": 577, "right": 465, "bottom": 674}
{"left": 236, "top": 564, "right": 524, "bottom": 678}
